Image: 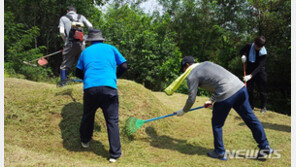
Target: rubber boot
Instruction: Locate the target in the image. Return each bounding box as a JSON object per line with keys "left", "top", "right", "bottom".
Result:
{"left": 59, "top": 69, "right": 67, "bottom": 87}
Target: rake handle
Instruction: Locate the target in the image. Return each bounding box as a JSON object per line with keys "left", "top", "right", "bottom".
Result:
{"left": 144, "top": 106, "right": 204, "bottom": 123}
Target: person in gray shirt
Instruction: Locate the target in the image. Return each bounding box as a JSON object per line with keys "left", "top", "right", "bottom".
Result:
{"left": 176, "top": 56, "right": 273, "bottom": 160}
{"left": 58, "top": 6, "right": 93, "bottom": 86}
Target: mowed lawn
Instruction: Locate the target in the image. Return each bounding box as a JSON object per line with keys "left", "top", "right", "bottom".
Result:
{"left": 4, "top": 78, "right": 291, "bottom": 167}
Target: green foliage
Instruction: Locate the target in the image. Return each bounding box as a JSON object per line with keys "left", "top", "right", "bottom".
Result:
{"left": 4, "top": 0, "right": 291, "bottom": 114}
{"left": 5, "top": 11, "right": 53, "bottom": 81}
{"left": 100, "top": 5, "right": 182, "bottom": 90}
{"left": 158, "top": 0, "right": 290, "bottom": 114}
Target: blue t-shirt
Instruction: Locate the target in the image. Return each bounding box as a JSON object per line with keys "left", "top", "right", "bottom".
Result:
{"left": 76, "top": 42, "right": 126, "bottom": 90}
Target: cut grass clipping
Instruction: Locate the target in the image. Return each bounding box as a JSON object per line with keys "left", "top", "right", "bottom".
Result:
{"left": 125, "top": 106, "right": 204, "bottom": 135}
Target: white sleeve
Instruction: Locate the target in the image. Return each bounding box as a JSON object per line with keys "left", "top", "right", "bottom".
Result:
{"left": 59, "top": 26, "right": 66, "bottom": 42}
{"left": 82, "top": 16, "right": 93, "bottom": 29}
{"left": 58, "top": 17, "right": 66, "bottom": 41}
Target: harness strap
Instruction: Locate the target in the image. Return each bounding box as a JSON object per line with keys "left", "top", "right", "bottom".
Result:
{"left": 64, "top": 14, "right": 81, "bottom": 22}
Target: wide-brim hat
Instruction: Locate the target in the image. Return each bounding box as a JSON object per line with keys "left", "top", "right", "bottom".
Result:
{"left": 180, "top": 56, "right": 196, "bottom": 72}
{"left": 85, "top": 29, "right": 106, "bottom": 42}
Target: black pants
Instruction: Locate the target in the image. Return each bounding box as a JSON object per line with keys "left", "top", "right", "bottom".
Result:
{"left": 60, "top": 41, "right": 85, "bottom": 71}
{"left": 247, "top": 72, "right": 267, "bottom": 109}
{"left": 80, "top": 86, "right": 121, "bottom": 158}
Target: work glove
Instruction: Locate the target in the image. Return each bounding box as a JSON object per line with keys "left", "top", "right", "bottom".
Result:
{"left": 243, "top": 75, "right": 252, "bottom": 82}
{"left": 203, "top": 101, "right": 213, "bottom": 108}
{"left": 241, "top": 55, "right": 247, "bottom": 63}
{"left": 176, "top": 109, "right": 184, "bottom": 116}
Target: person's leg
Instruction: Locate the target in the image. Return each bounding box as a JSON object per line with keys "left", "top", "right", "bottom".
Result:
{"left": 60, "top": 43, "right": 73, "bottom": 71}
{"left": 246, "top": 78, "right": 255, "bottom": 109}
{"left": 59, "top": 42, "right": 75, "bottom": 85}
{"left": 255, "top": 72, "right": 267, "bottom": 111}
{"left": 101, "top": 87, "right": 121, "bottom": 159}
{"left": 80, "top": 87, "right": 101, "bottom": 143}
{"left": 73, "top": 41, "right": 85, "bottom": 65}
{"left": 60, "top": 42, "right": 82, "bottom": 73}
{"left": 211, "top": 100, "right": 232, "bottom": 155}
{"left": 60, "top": 69, "right": 67, "bottom": 84}
{"left": 233, "top": 87, "right": 269, "bottom": 149}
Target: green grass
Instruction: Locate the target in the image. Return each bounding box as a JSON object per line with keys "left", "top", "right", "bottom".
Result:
{"left": 4, "top": 78, "right": 291, "bottom": 166}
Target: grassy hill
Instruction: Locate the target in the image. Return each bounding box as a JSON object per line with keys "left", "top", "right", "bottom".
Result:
{"left": 4, "top": 78, "right": 291, "bottom": 167}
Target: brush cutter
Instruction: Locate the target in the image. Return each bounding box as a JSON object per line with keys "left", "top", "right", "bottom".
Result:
{"left": 23, "top": 49, "right": 63, "bottom": 66}
{"left": 125, "top": 106, "right": 205, "bottom": 136}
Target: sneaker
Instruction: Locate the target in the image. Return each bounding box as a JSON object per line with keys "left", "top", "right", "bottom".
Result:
{"left": 207, "top": 150, "right": 228, "bottom": 161}
{"left": 260, "top": 107, "right": 267, "bottom": 113}
{"left": 257, "top": 145, "right": 274, "bottom": 159}
{"left": 109, "top": 153, "right": 122, "bottom": 163}
{"left": 109, "top": 158, "right": 117, "bottom": 163}
{"left": 81, "top": 142, "right": 89, "bottom": 148}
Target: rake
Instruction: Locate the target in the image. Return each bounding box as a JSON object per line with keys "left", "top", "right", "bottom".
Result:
{"left": 125, "top": 106, "right": 205, "bottom": 136}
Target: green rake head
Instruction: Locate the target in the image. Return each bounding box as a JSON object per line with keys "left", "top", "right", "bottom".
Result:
{"left": 125, "top": 117, "right": 145, "bottom": 136}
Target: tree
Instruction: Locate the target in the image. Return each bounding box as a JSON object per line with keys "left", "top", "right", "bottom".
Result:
{"left": 5, "top": 0, "right": 105, "bottom": 75}
{"left": 100, "top": 4, "right": 182, "bottom": 90}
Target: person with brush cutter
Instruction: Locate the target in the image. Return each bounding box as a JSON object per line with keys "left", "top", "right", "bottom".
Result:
{"left": 164, "top": 56, "right": 273, "bottom": 160}
{"left": 75, "top": 29, "right": 127, "bottom": 163}
{"left": 58, "top": 6, "right": 93, "bottom": 86}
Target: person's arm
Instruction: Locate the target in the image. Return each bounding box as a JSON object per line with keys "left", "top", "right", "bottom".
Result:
{"left": 75, "top": 52, "right": 84, "bottom": 79}
{"left": 75, "top": 68, "right": 84, "bottom": 79}
{"left": 113, "top": 46, "right": 127, "bottom": 78}
{"left": 201, "top": 94, "right": 216, "bottom": 108}
{"left": 117, "top": 62, "right": 127, "bottom": 78}
{"left": 250, "top": 54, "right": 267, "bottom": 77}
{"left": 82, "top": 15, "right": 93, "bottom": 29}
{"left": 209, "top": 94, "right": 217, "bottom": 104}
{"left": 58, "top": 17, "right": 66, "bottom": 42}
{"left": 183, "top": 76, "right": 199, "bottom": 112}
{"left": 239, "top": 44, "right": 251, "bottom": 57}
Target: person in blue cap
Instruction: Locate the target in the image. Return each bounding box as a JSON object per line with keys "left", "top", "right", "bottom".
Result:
{"left": 75, "top": 29, "right": 127, "bottom": 163}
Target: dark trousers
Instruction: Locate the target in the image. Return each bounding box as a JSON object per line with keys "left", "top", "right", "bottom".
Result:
{"left": 212, "top": 87, "right": 269, "bottom": 154}
{"left": 80, "top": 86, "right": 121, "bottom": 158}
{"left": 60, "top": 41, "right": 85, "bottom": 71}
{"left": 247, "top": 72, "right": 267, "bottom": 109}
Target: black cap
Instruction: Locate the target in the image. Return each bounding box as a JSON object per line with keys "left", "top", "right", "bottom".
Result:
{"left": 67, "top": 6, "right": 76, "bottom": 11}
{"left": 180, "top": 56, "right": 196, "bottom": 72}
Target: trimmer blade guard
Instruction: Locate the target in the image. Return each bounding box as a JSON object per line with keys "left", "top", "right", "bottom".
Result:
{"left": 38, "top": 58, "right": 48, "bottom": 66}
